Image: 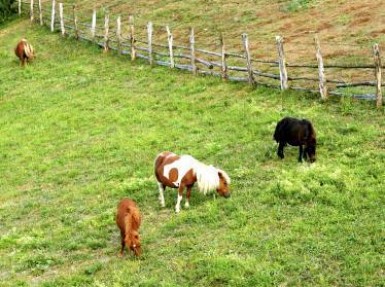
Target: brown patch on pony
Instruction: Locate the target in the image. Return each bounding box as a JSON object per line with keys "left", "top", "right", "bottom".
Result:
{"left": 168, "top": 168, "right": 179, "bottom": 183}
{"left": 14, "top": 39, "right": 35, "bottom": 66}
{"left": 116, "top": 198, "right": 142, "bottom": 257}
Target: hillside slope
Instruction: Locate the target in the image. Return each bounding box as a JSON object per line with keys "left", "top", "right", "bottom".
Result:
{"left": 0, "top": 18, "right": 385, "bottom": 286}
{"left": 38, "top": 0, "right": 385, "bottom": 49}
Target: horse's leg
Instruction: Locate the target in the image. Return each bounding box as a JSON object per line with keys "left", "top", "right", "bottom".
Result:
{"left": 157, "top": 182, "right": 166, "bottom": 207}
{"left": 303, "top": 146, "right": 308, "bottom": 161}
{"left": 175, "top": 184, "right": 185, "bottom": 213}
{"left": 277, "top": 142, "right": 285, "bottom": 159}
{"left": 185, "top": 185, "right": 192, "bottom": 208}
{"left": 298, "top": 145, "right": 304, "bottom": 162}
{"left": 120, "top": 232, "right": 125, "bottom": 256}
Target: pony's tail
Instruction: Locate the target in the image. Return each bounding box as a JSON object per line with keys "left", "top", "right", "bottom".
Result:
{"left": 23, "top": 40, "right": 34, "bottom": 59}
{"left": 273, "top": 118, "right": 288, "bottom": 142}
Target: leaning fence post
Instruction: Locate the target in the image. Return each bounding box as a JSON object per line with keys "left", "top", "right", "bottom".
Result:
{"left": 241, "top": 33, "right": 255, "bottom": 85}
{"left": 166, "top": 26, "right": 175, "bottom": 68}
{"left": 104, "top": 12, "right": 110, "bottom": 52}
{"left": 30, "top": 0, "right": 34, "bottom": 22}
{"left": 50, "top": 0, "right": 55, "bottom": 32}
{"left": 18, "top": 0, "right": 21, "bottom": 16}
{"left": 276, "top": 36, "right": 288, "bottom": 90}
{"left": 129, "top": 16, "right": 136, "bottom": 61}
{"left": 59, "top": 2, "right": 65, "bottom": 36}
{"left": 91, "top": 9, "right": 96, "bottom": 41}
{"left": 72, "top": 5, "right": 79, "bottom": 39}
{"left": 147, "top": 21, "right": 153, "bottom": 65}
{"left": 117, "top": 16, "right": 122, "bottom": 54}
{"left": 314, "top": 35, "right": 328, "bottom": 100}
{"left": 220, "top": 33, "right": 228, "bottom": 81}
{"left": 373, "top": 43, "right": 383, "bottom": 107}
{"left": 38, "top": 0, "right": 43, "bottom": 25}
{"left": 190, "top": 27, "right": 197, "bottom": 75}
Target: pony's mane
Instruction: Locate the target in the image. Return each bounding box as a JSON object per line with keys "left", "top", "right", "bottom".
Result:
{"left": 193, "top": 160, "right": 230, "bottom": 194}
{"left": 194, "top": 162, "right": 219, "bottom": 194}
{"left": 23, "top": 41, "right": 34, "bottom": 59}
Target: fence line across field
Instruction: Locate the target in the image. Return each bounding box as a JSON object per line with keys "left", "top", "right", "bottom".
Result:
{"left": 19, "top": 0, "right": 384, "bottom": 107}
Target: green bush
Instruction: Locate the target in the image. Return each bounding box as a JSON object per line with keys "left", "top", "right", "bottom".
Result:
{"left": 0, "top": 0, "right": 16, "bottom": 23}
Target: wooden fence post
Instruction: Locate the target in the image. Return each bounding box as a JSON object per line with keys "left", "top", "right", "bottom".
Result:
{"left": 30, "top": 0, "right": 34, "bottom": 22}
{"left": 59, "top": 2, "right": 65, "bottom": 36}
{"left": 73, "top": 5, "right": 79, "bottom": 39}
{"left": 190, "top": 27, "right": 197, "bottom": 75}
{"left": 18, "top": 0, "right": 21, "bottom": 16}
{"left": 129, "top": 16, "right": 136, "bottom": 61}
{"left": 147, "top": 21, "right": 153, "bottom": 65}
{"left": 373, "top": 43, "right": 383, "bottom": 107}
{"left": 276, "top": 36, "right": 288, "bottom": 90}
{"left": 104, "top": 12, "right": 110, "bottom": 52}
{"left": 50, "top": 0, "right": 55, "bottom": 32}
{"left": 91, "top": 9, "right": 96, "bottom": 41}
{"left": 241, "top": 33, "right": 255, "bottom": 85}
{"left": 314, "top": 35, "right": 328, "bottom": 100}
{"left": 166, "top": 26, "right": 175, "bottom": 68}
{"left": 38, "top": 0, "right": 43, "bottom": 25}
{"left": 117, "top": 16, "right": 122, "bottom": 54}
{"left": 220, "top": 33, "right": 228, "bottom": 81}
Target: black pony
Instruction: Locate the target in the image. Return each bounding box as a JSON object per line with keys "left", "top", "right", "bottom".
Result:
{"left": 273, "top": 117, "right": 316, "bottom": 163}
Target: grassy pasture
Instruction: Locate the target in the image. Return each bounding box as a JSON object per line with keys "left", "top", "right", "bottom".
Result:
{"left": 1, "top": 19, "right": 385, "bottom": 286}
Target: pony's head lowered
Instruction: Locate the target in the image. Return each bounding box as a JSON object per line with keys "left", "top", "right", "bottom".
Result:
{"left": 303, "top": 120, "right": 317, "bottom": 163}
{"left": 195, "top": 164, "right": 231, "bottom": 198}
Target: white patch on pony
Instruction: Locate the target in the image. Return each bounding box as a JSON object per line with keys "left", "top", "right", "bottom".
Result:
{"left": 163, "top": 155, "right": 198, "bottom": 187}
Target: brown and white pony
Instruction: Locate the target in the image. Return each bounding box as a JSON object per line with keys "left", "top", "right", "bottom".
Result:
{"left": 154, "top": 151, "right": 231, "bottom": 213}
{"left": 116, "top": 198, "right": 142, "bottom": 257}
{"left": 15, "top": 39, "right": 35, "bottom": 66}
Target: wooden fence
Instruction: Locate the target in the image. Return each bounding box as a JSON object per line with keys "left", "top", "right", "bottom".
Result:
{"left": 20, "top": 0, "right": 384, "bottom": 107}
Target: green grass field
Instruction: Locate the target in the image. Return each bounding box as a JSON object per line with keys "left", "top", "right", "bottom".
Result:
{"left": 1, "top": 19, "right": 385, "bottom": 286}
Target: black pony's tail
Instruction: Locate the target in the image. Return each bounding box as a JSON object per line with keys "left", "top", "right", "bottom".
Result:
{"left": 273, "top": 118, "right": 288, "bottom": 142}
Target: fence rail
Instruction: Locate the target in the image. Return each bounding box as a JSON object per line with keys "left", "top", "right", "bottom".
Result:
{"left": 19, "top": 0, "right": 384, "bottom": 107}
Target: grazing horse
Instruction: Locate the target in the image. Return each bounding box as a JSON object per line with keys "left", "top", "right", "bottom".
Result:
{"left": 14, "top": 39, "right": 35, "bottom": 66}
{"left": 154, "top": 151, "right": 231, "bottom": 213}
{"left": 273, "top": 117, "right": 316, "bottom": 163}
{"left": 116, "top": 198, "right": 142, "bottom": 257}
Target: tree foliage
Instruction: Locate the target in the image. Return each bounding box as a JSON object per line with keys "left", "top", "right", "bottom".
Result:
{"left": 0, "top": 0, "right": 16, "bottom": 23}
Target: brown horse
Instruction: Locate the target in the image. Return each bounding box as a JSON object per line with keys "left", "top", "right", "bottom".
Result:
{"left": 116, "top": 198, "right": 142, "bottom": 257}
{"left": 15, "top": 39, "right": 35, "bottom": 66}
{"left": 273, "top": 117, "right": 317, "bottom": 163}
{"left": 154, "top": 151, "right": 231, "bottom": 213}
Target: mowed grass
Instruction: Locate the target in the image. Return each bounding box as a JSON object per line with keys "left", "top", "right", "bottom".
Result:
{"left": 1, "top": 19, "right": 385, "bottom": 286}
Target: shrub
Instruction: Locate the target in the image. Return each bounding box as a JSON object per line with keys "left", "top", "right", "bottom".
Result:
{"left": 0, "top": 0, "right": 16, "bottom": 23}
